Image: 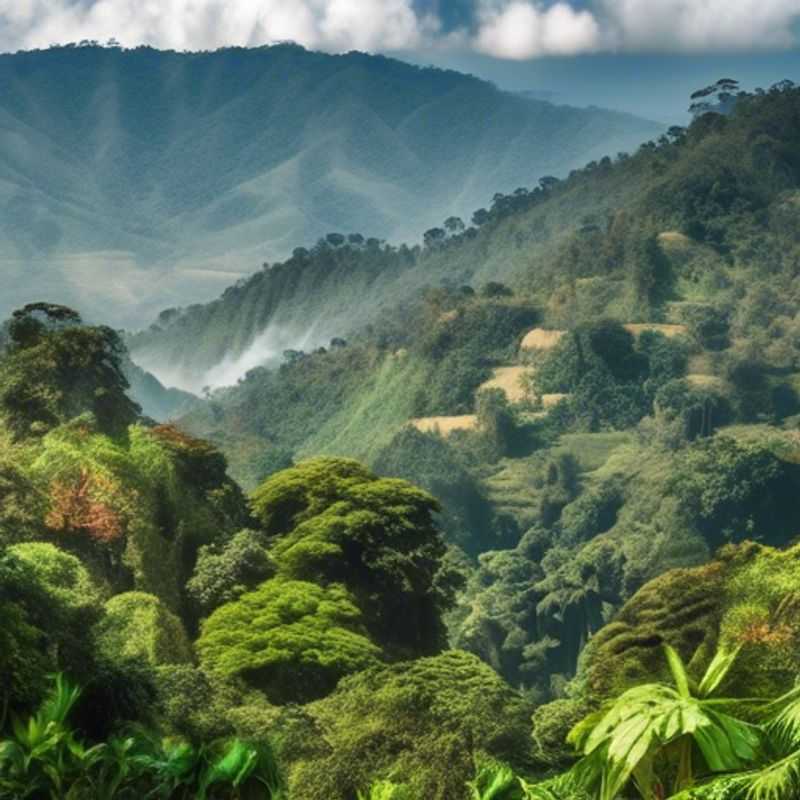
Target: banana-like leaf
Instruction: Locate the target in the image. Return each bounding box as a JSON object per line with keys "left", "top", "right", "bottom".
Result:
{"left": 697, "top": 648, "right": 741, "bottom": 699}
{"left": 664, "top": 645, "right": 692, "bottom": 699}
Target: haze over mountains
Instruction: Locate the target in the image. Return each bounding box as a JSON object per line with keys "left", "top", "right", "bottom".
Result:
{"left": 0, "top": 43, "right": 662, "bottom": 328}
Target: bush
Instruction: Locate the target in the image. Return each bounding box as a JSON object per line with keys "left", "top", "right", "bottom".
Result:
{"left": 197, "top": 577, "right": 381, "bottom": 704}
{"left": 93, "top": 592, "right": 193, "bottom": 668}
{"left": 186, "top": 529, "right": 274, "bottom": 619}
{"left": 286, "top": 650, "right": 535, "bottom": 800}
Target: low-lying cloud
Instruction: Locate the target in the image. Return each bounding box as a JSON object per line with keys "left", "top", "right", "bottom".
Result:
{"left": 1, "top": 1, "right": 798, "bottom": 60}
{"left": 137, "top": 321, "right": 326, "bottom": 394}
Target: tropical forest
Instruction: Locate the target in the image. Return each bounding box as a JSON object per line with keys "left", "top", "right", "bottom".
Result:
{"left": 2, "top": 27, "right": 800, "bottom": 800}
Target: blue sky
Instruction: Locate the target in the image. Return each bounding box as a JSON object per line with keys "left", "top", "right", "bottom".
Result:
{"left": 1, "top": 0, "right": 798, "bottom": 122}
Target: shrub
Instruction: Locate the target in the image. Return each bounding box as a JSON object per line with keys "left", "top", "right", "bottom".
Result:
{"left": 186, "top": 529, "right": 275, "bottom": 619}
{"left": 286, "top": 650, "right": 535, "bottom": 800}
{"left": 94, "top": 592, "right": 193, "bottom": 668}
{"left": 197, "top": 577, "right": 381, "bottom": 704}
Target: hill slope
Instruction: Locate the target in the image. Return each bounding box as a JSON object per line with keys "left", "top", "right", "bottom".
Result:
{"left": 0, "top": 43, "right": 662, "bottom": 328}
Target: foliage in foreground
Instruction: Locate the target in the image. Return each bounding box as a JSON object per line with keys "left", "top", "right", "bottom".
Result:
{"left": 0, "top": 675, "right": 285, "bottom": 800}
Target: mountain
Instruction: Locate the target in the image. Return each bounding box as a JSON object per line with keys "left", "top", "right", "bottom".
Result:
{"left": 0, "top": 43, "right": 662, "bottom": 328}
{"left": 5, "top": 82, "right": 800, "bottom": 800}
{"left": 167, "top": 82, "right": 800, "bottom": 697}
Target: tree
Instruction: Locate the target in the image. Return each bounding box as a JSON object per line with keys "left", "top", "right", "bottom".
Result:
{"left": 424, "top": 227, "right": 447, "bottom": 248}
{"left": 326, "top": 233, "right": 346, "bottom": 247}
{"left": 568, "top": 645, "right": 761, "bottom": 799}
{"left": 668, "top": 436, "right": 800, "bottom": 549}
{"left": 0, "top": 304, "right": 140, "bottom": 439}
{"left": 285, "top": 651, "right": 535, "bottom": 800}
{"left": 197, "top": 577, "right": 380, "bottom": 703}
{"left": 472, "top": 208, "right": 491, "bottom": 227}
{"left": 186, "top": 529, "right": 275, "bottom": 618}
{"left": 481, "top": 282, "right": 514, "bottom": 298}
{"left": 250, "top": 458, "right": 458, "bottom": 658}
{"left": 93, "top": 592, "right": 193, "bottom": 669}
{"left": 443, "top": 216, "right": 465, "bottom": 235}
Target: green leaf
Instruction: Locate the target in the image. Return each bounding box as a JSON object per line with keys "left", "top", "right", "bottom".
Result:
{"left": 664, "top": 645, "right": 691, "bottom": 699}
{"left": 697, "top": 647, "right": 741, "bottom": 698}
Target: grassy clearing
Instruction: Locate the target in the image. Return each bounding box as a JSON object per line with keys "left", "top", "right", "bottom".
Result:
{"left": 299, "top": 356, "right": 430, "bottom": 462}
{"left": 520, "top": 328, "right": 565, "bottom": 351}
{"left": 553, "top": 431, "right": 634, "bottom": 473}
{"left": 623, "top": 323, "right": 688, "bottom": 338}
{"left": 479, "top": 366, "right": 535, "bottom": 404}
{"left": 410, "top": 416, "right": 479, "bottom": 435}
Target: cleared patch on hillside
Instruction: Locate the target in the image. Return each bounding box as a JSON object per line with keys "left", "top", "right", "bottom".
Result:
{"left": 686, "top": 374, "right": 727, "bottom": 391}
{"left": 554, "top": 432, "right": 634, "bottom": 473}
{"left": 520, "top": 328, "right": 565, "bottom": 351}
{"left": 410, "top": 415, "right": 478, "bottom": 436}
{"left": 542, "top": 393, "right": 570, "bottom": 408}
{"left": 624, "top": 323, "right": 688, "bottom": 339}
{"left": 658, "top": 231, "right": 691, "bottom": 248}
{"left": 479, "top": 367, "right": 535, "bottom": 404}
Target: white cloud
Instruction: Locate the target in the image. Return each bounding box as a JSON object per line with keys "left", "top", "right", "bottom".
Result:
{"left": 599, "top": 0, "right": 800, "bottom": 52}
{"left": 0, "top": 0, "right": 798, "bottom": 59}
{"left": 473, "top": 0, "right": 800, "bottom": 59}
{"left": 0, "top": 0, "right": 432, "bottom": 53}
{"left": 475, "top": 1, "right": 600, "bottom": 59}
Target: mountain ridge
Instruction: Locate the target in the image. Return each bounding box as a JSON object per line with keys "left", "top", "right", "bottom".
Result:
{"left": 0, "top": 43, "right": 662, "bottom": 327}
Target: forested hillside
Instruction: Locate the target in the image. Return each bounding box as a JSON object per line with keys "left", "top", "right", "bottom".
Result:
{"left": 3, "top": 81, "right": 800, "bottom": 800}
{"left": 131, "top": 78, "right": 799, "bottom": 390}
{"left": 0, "top": 43, "right": 660, "bottom": 328}
{"left": 168, "top": 80, "right": 800, "bottom": 781}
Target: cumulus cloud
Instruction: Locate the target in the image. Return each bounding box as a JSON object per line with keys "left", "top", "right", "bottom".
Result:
{"left": 599, "top": 0, "right": 800, "bottom": 52}
{"left": 0, "top": 0, "right": 436, "bottom": 53}
{"left": 0, "top": 0, "right": 798, "bottom": 58}
{"left": 474, "top": 0, "right": 800, "bottom": 58}
{"left": 475, "top": 1, "right": 600, "bottom": 58}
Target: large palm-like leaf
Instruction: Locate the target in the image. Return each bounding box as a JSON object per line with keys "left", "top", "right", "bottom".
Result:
{"left": 568, "top": 645, "right": 762, "bottom": 800}
{"left": 466, "top": 758, "right": 522, "bottom": 800}
{"left": 724, "top": 688, "right": 800, "bottom": 800}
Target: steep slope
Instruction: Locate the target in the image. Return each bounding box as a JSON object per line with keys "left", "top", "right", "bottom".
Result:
{"left": 133, "top": 82, "right": 800, "bottom": 392}
{"left": 0, "top": 43, "right": 661, "bottom": 328}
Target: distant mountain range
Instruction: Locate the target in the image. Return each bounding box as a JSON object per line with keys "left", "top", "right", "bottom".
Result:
{"left": 0, "top": 44, "right": 662, "bottom": 328}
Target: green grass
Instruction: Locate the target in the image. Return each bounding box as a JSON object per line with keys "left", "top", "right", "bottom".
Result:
{"left": 553, "top": 432, "right": 634, "bottom": 473}
{"left": 299, "top": 356, "right": 430, "bottom": 463}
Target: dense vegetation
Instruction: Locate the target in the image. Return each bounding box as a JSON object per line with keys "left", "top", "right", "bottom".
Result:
{"left": 4, "top": 80, "right": 800, "bottom": 799}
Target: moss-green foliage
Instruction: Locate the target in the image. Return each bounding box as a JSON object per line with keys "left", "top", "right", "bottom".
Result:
{"left": 197, "top": 577, "right": 380, "bottom": 704}
{"left": 0, "top": 452, "right": 46, "bottom": 546}
{"left": 668, "top": 434, "right": 800, "bottom": 548}
{"left": 0, "top": 304, "right": 139, "bottom": 439}
{"left": 285, "top": 650, "right": 535, "bottom": 800}
{"left": 186, "top": 529, "right": 274, "bottom": 619}
{"left": 18, "top": 420, "right": 248, "bottom": 610}
{"left": 580, "top": 540, "right": 800, "bottom": 706}
{"left": 0, "top": 550, "right": 61, "bottom": 711}
{"left": 582, "top": 560, "right": 725, "bottom": 700}
{"left": 252, "top": 457, "right": 458, "bottom": 658}
{"left": 7, "top": 542, "right": 101, "bottom": 616}
{"left": 373, "top": 427, "right": 497, "bottom": 554}
{"left": 94, "top": 592, "right": 193, "bottom": 668}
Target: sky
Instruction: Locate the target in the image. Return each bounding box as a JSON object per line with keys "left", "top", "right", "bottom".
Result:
{"left": 1, "top": 0, "right": 799, "bottom": 121}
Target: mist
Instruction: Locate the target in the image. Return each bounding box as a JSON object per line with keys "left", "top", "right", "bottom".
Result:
{"left": 136, "top": 322, "right": 328, "bottom": 395}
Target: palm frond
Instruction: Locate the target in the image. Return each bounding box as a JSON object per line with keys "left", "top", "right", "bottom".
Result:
{"left": 698, "top": 648, "right": 741, "bottom": 699}
{"left": 665, "top": 645, "right": 692, "bottom": 699}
